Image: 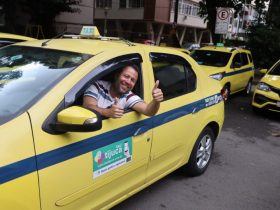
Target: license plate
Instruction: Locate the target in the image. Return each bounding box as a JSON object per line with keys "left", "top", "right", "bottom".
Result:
{"left": 277, "top": 101, "right": 280, "bottom": 107}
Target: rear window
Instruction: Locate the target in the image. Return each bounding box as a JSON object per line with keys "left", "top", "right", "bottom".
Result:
{"left": 0, "top": 45, "right": 92, "bottom": 125}
{"left": 191, "top": 50, "right": 231, "bottom": 67}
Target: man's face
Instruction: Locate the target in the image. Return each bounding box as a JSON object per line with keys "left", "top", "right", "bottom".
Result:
{"left": 114, "top": 66, "right": 138, "bottom": 94}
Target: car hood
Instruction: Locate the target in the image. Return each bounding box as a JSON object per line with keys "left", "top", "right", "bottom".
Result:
{"left": 261, "top": 74, "right": 280, "bottom": 88}
{"left": 198, "top": 65, "right": 226, "bottom": 76}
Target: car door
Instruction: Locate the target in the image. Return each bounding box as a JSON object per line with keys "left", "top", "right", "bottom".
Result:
{"left": 0, "top": 113, "right": 41, "bottom": 210}
{"left": 230, "top": 52, "right": 244, "bottom": 92}
{"left": 29, "top": 52, "right": 152, "bottom": 210}
{"left": 144, "top": 51, "right": 203, "bottom": 180}
{"left": 240, "top": 52, "right": 253, "bottom": 87}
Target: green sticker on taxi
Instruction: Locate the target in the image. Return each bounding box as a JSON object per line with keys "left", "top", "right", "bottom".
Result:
{"left": 92, "top": 137, "right": 132, "bottom": 178}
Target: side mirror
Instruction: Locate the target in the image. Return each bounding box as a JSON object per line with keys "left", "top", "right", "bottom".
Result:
{"left": 259, "top": 68, "right": 268, "bottom": 74}
{"left": 52, "top": 106, "right": 102, "bottom": 132}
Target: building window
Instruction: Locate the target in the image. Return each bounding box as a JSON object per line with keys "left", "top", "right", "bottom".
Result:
{"left": 172, "top": 0, "right": 200, "bottom": 17}
{"left": 129, "top": 0, "right": 144, "bottom": 8}
{"left": 119, "top": 0, "right": 126, "bottom": 8}
{"left": 96, "top": 0, "right": 112, "bottom": 8}
{"left": 191, "top": 5, "right": 199, "bottom": 16}
{"left": 119, "top": 0, "right": 143, "bottom": 8}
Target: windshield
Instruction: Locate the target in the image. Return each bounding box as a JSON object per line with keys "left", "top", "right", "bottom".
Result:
{"left": 0, "top": 45, "right": 92, "bottom": 124}
{"left": 268, "top": 61, "right": 280, "bottom": 76}
{"left": 191, "top": 50, "right": 231, "bottom": 67}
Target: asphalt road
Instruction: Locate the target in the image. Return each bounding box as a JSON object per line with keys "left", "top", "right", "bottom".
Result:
{"left": 113, "top": 93, "right": 280, "bottom": 210}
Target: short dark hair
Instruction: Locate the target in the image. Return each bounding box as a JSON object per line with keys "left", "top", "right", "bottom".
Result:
{"left": 115, "top": 63, "right": 140, "bottom": 77}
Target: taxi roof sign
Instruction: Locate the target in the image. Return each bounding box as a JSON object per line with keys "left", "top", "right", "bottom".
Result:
{"left": 216, "top": 43, "right": 224, "bottom": 47}
{"left": 80, "top": 26, "right": 100, "bottom": 37}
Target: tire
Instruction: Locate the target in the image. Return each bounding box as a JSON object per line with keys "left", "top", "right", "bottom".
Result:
{"left": 185, "top": 127, "right": 215, "bottom": 177}
{"left": 222, "top": 84, "right": 230, "bottom": 101}
{"left": 243, "top": 79, "right": 252, "bottom": 96}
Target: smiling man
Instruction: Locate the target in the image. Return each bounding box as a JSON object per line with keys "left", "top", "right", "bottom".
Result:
{"left": 83, "top": 64, "right": 163, "bottom": 118}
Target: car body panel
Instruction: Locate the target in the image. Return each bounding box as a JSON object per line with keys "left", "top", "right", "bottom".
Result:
{"left": 261, "top": 75, "right": 280, "bottom": 88}
{"left": 252, "top": 59, "right": 280, "bottom": 112}
{"left": 0, "top": 33, "right": 36, "bottom": 41}
{"left": 0, "top": 38, "right": 224, "bottom": 209}
{"left": 0, "top": 33, "right": 37, "bottom": 47}
{"left": 0, "top": 113, "right": 41, "bottom": 210}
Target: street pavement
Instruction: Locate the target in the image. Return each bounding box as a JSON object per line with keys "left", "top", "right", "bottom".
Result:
{"left": 113, "top": 83, "right": 280, "bottom": 210}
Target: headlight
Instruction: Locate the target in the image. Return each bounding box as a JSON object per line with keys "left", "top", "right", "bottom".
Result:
{"left": 209, "top": 72, "right": 224, "bottom": 81}
{"left": 257, "top": 82, "right": 271, "bottom": 91}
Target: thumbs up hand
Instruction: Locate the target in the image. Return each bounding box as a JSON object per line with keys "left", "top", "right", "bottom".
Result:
{"left": 152, "top": 80, "right": 163, "bottom": 102}
{"left": 108, "top": 97, "right": 124, "bottom": 118}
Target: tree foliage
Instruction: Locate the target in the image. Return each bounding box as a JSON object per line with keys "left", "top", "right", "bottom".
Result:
{"left": 0, "top": 0, "right": 81, "bottom": 37}
{"left": 247, "top": 0, "right": 280, "bottom": 68}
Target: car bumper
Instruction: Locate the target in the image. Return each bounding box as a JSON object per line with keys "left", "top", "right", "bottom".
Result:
{"left": 252, "top": 90, "right": 280, "bottom": 112}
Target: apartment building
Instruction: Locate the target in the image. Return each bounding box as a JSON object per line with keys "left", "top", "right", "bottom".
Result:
{"left": 227, "top": 3, "right": 258, "bottom": 40}
{"left": 56, "top": 0, "right": 211, "bottom": 46}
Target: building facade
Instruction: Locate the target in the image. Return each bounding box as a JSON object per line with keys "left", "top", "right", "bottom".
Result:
{"left": 55, "top": 0, "right": 212, "bottom": 46}
{"left": 226, "top": 3, "right": 258, "bottom": 40}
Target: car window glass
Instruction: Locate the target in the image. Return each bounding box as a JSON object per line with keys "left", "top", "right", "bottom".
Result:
{"left": 269, "top": 62, "right": 280, "bottom": 76}
{"left": 186, "top": 66, "right": 196, "bottom": 92}
{"left": 248, "top": 53, "right": 253, "bottom": 63}
{"left": 0, "top": 45, "right": 92, "bottom": 125}
{"left": 231, "top": 53, "right": 242, "bottom": 67}
{"left": 241, "top": 53, "right": 249, "bottom": 65}
{"left": 151, "top": 53, "right": 196, "bottom": 100}
{"left": 191, "top": 50, "right": 231, "bottom": 67}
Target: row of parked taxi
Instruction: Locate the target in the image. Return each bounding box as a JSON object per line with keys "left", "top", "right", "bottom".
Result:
{"left": 0, "top": 28, "right": 278, "bottom": 210}
{"left": 189, "top": 44, "right": 280, "bottom": 113}
{"left": 1, "top": 31, "right": 280, "bottom": 113}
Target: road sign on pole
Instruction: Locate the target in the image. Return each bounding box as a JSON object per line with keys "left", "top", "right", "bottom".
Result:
{"left": 215, "top": 8, "right": 231, "bottom": 34}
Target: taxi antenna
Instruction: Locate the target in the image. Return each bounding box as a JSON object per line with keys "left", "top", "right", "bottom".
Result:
{"left": 41, "top": 31, "right": 67, "bottom": 47}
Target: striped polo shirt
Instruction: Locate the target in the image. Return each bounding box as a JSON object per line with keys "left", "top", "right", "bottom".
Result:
{"left": 84, "top": 80, "right": 143, "bottom": 111}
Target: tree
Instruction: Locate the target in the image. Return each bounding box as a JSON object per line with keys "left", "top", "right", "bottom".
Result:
{"left": 0, "top": 0, "right": 81, "bottom": 37}
{"left": 0, "top": 0, "right": 21, "bottom": 33}
{"left": 247, "top": 0, "right": 280, "bottom": 68}
{"left": 198, "top": 0, "right": 251, "bottom": 44}
{"left": 22, "top": 0, "right": 81, "bottom": 37}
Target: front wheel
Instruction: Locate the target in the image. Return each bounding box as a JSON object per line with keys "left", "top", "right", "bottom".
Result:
{"left": 184, "top": 127, "right": 215, "bottom": 176}
{"left": 243, "top": 79, "right": 253, "bottom": 96}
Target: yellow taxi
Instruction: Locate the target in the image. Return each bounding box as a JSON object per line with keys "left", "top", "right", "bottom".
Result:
{"left": 0, "top": 32, "right": 36, "bottom": 47}
{"left": 0, "top": 26, "right": 224, "bottom": 210}
{"left": 252, "top": 59, "right": 280, "bottom": 112}
{"left": 191, "top": 45, "right": 255, "bottom": 100}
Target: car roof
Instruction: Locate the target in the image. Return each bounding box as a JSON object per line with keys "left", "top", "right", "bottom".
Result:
{"left": 16, "top": 38, "right": 141, "bottom": 55}
{"left": 16, "top": 38, "right": 186, "bottom": 56}
{"left": 198, "top": 45, "right": 251, "bottom": 53}
{"left": 0, "top": 33, "right": 37, "bottom": 41}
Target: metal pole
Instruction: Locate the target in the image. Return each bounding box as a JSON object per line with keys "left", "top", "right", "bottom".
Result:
{"left": 104, "top": 7, "right": 108, "bottom": 36}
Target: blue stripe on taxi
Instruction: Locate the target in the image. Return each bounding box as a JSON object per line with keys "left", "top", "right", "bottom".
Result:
{"left": 0, "top": 93, "right": 222, "bottom": 184}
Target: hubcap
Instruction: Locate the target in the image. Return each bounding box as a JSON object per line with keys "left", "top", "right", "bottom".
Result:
{"left": 196, "top": 134, "right": 212, "bottom": 169}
